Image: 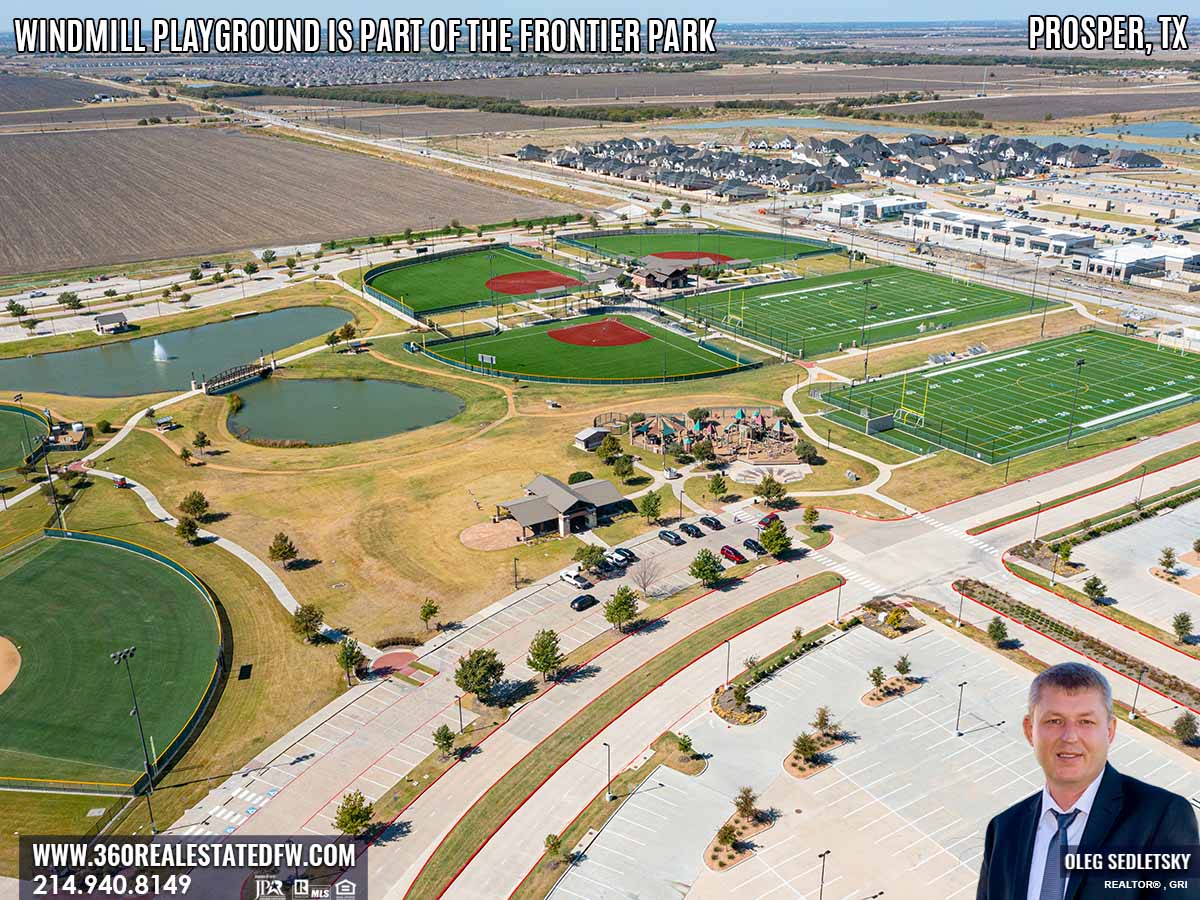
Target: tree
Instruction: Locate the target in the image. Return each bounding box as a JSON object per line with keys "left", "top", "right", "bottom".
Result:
{"left": 573, "top": 543, "right": 606, "bottom": 574}
{"left": 325, "top": 332, "right": 340, "bottom": 350}
{"left": 628, "top": 557, "right": 662, "bottom": 597}
{"left": 677, "top": 733, "right": 694, "bottom": 756}
{"left": 526, "top": 628, "right": 565, "bottom": 681}
{"left": 734, "top": 786, "right": 757, "bottom": 821}
{"left": 175, "top": 516, "right": 199, "bottom": 544}
{"left": 638, "top": 490, "right": 662, "bottom": 524}
{"left": 292, "top": 604, "right": 324, "bottom": 641}
{"left": 596, "top": 433, "right": 621, "bottom": 463}
{"left": 868, "top": 666, "right": 886, "bottom": 694}
{"left": 544, "top": 832, "right": 565, "bottom": 863}
{"left": 59, "top": 292, "right": 82, "bottom": 310}
{"left": 242, "top": 261, "right": 259, "bottom": 276}
{"left": 792, "top": 732, "right": 820, "bottom": 764}
{"left": 454, "top": 648, "right": 505, "bottom": 701}
{"left": 987, "top": 616, "right": 1009, "bottom": 646}
{"left": 716, "top": 823, "right": 738, "bottom": 847}
{"left": 895, "top": 654, "right": 912, "bottom": 680}
{"left": 603, "top": 586, "right": 639, "bottom": 633}
{"left": 885, "top": 608, "right": 906, "bottom": 631}
{"left": 1174, "top": 711, "right": 1199, "bottom": 745}
{"left": 687, "top": 407, "right": 710, "bottom": 424}
{"left": 708, "top": 472, "right": 727, "bottom": 500}
{"left": 803, "top": 506, "right": 820, "bottom": 528}
{"left": 1160, "top": 546, "right": 1178, "bottom": 573}
{"left": 332, "top": 790, "right": 373, "bottom": 836}
{"left": 567, "top": 471, "right": 593, "bottom": 485}
{"left": 285, "top": 256, "right": 297, "bottom": 270}
{"left": 795, "top": 440, "right": 819, "bottom": 463}
{"left": 189, "top": 268, "right": 202, "bottom": 282}
{"left": 415, "top": 597, "right": 439, "bottom": 630}
{"left": 191, "top": 431, "right": 211, "bottom": 456}
{"left": 812, "top": 705, "right": 837, "bottom": 736}
{"left": 433, "top": 723, "right": 455, "bottom": 760}
{"left": 692, "top": 439, "right": 715, "bottom": 463}
{"left": 337, "top": 638, "right": 365, "bottom": 686}
{"left": 179, "top": 447, "right": 192, "bottom": 465}
{"left": 732, "top": 682, "right": 749, "bottom": 706}
{"left": 268, "top": 532, "right": 299, "bottom": 568}
{"left": 680, "top": 202, "right": 692, "bottom": 214}
{"left": 179, "top": 490, "right": 209, "bottom": 520}
{"left": 611, "top": 454, "right": 634, "bottom": 483}
{"left": 1172, "top": 611, "right": 1193, "bottom": 644}
{"left": 6, "top": 300, "right": 27, "bottom": 321}
{"left": 754, "top": 474, "right": 786, "bottom": 507}
{"left": 1082, "top": 576, "right": 1107, "bottom": 605}
{"left": 689, "top": 548, "right": 724, "bottom": 587}
{"left": 260, "top": 249, "right": 276, "bottom": 264}
{"left": 96, "top": 419, "right": 111, "bottom": 434}
{"left": 661, "top": 199, "right": 672, "bottom": 210}
{"left": 759, "top": 518, "right": 792, "bottom": 557}
{"left": 337, "top": 322, "right": 357, "bottom": 343}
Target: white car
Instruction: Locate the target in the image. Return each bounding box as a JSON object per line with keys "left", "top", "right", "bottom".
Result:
{"left": 29, "top": 290, "right": 46, "bottom": 298}
{"left": 560, "top": 570, "right": 592, "bottom": 590}
{"left": 604, "top": 551, "right": 630, "bottom": 569}
{"left": 664, "top": 467, "right": 681, "bottom": 480}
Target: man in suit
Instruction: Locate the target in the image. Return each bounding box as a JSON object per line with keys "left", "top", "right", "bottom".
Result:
{"left": 977, "top": 662, "right": 1198, "bottom": 899}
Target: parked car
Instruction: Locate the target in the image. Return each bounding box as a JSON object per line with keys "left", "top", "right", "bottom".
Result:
{"left": 570, "top": 594, "right": 598, "bottom": 611}
{"left": 604, "top": 550, "right": 631, "bottom": 569}
{"left": 658, "top": 529, "right": 685, "bottom": 546}
{"left": 611, "top": 547, "right": 637, "bottom": 564}
{"left": 561, "top": 571, "right": 592, "bottom": 590}
{"left": 663, "top": 467, "right": 681, "bottom": 480}
{"left": 699, "top": 515, "right": 723, "bottom": 531}
{"left": 743, "top": 538, "right": 768, "bottom": 556}
{"left": 720, "top": 545, "right": 747, "bottom": 564}
{"left": 680, "top": 522, "right": 704, "bottom": 538}
{"left": 757, "top": 512, "right": 780, "bottom": 530}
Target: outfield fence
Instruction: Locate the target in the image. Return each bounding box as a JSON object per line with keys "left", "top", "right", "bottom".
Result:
{"left": 558, "top": 228, "right": 841, "bottom": 269}
{"left": 0, "top": 402, "right": 53, "bottom": 473}
{"left": 0, "top": 529, "right": 224, "bottom": 795}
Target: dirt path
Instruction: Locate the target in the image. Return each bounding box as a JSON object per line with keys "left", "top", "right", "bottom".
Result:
{"left": 0, "top": 636, "right": 20, "bottom": 695}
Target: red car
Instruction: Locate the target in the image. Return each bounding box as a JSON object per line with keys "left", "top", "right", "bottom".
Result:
{"left": 720, "top": 545, "right": 747, "bottom": 564}
{"left": 756, "top": 512, "right": 780, "bottom": 530}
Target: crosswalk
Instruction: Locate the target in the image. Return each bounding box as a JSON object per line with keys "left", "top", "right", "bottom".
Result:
{"left": 807, "top": 549, "right": 887, "bottom": 594}
{"left": 912, "top": 511, "right": 1000, "bottom": 557}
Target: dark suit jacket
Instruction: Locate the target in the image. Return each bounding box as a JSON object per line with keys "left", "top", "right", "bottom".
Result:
{"left": 977, "top": 762, "right": 1199, "bottom": 900}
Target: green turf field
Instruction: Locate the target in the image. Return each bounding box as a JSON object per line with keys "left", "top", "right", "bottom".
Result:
{"left": 661, "top": 265, "right": 1060, "bottom": 358}
{"left": 821, "top": 331, "right": 1200, "bottom": 462}
{"left": 0, "top": 406, "right": 48, "bottom": 470}
{"left": 366, "top": 247, "right": 588, "bottom": 314}
{"left": 0, "top": 536, "right": 221, "bottom": 786}
{"left": 567, "top": 229, "right": 830, "bottom": 264}
{"left": 425, "top": 314, "right": 744, "bottom": 382}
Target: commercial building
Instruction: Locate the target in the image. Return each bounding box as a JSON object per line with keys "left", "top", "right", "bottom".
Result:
{"left": 901, "top": 210, "right": 1095, "bottom": 255}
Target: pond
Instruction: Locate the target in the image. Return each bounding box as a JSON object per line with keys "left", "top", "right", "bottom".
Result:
{"left": 1096, "top": 120, "right": 1198, "bottom": 139}
{"left": 0, "top": 306, "right": 352, "bottom": 397}
{"left": 226, "top": 377, "right": 464, "bottom": 446}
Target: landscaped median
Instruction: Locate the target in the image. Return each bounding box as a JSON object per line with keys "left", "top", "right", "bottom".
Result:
{"left": 404, "top": 571, "right": 843, "bottom": 900}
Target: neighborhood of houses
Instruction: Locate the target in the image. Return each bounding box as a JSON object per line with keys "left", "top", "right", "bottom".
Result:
{"left": 514, "top": 130, "right": 1164, "bottom": 197}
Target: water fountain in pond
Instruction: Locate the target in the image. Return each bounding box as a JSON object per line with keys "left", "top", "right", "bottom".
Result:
{"left": 152, "top": 339, "right": 170, "bottom": 362}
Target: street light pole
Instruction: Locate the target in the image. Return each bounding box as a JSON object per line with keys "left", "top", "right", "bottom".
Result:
{"left": 1065, "top": 358, "right": 1086, "bottom": 449}
{"left": 724, "top": 639, "right": 731, "bottom": 688}
{"left": 603, "top": 741, "right": 613, "bottom": 801}
{"left": 955, "top": 681, "right": 968, "bottom": 736}
{"left": 817, "top": 850, "right": 831, "bottom": 900}
{"left": 111, "top": 647, "right": 158, "bottom": 834}
{"left": 834, "top": 582, "right": 843, "bottom": 625}
{"left": 1136, "top": 464, "right": 1148, "bottom": 505}
{"left": 1032, "top": 500, "right": 1044, "bottom": 544}
{"left": 1130, "top": 669, "right": 1146, "bottom": 720}
{"left": 956, "top": 589, "right": 965, "bottom": 628}
{"left": 456, "top": 694, "right": 464, "bottom": 733}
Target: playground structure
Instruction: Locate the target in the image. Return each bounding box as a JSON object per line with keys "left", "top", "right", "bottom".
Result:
{"left": 605, "top": 406, "right": 800, "bottom": 463}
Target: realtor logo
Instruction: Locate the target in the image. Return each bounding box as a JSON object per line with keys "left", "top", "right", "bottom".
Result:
{"left": 291, "top": 880, "right": 310, "bottom": 898}
{"left": 254, "top": 877, "right": 286, "bottom": 900}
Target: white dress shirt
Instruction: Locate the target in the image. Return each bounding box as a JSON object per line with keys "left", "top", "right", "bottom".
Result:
{"left": 1026, "top": 770, "right": 1106, "bottom": 900}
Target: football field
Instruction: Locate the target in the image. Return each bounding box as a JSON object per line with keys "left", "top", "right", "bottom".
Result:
{"left": 565, "top": 229, "right": 831, "bottom": 264}
{"left": 821, "top": 331, "right": 1200, "bottom": 462}
{"left": 366, "top": 247, "right": 588, "bottom": 315}
{"left": 661, "top": 265, "right": 1056, "bottom": 357}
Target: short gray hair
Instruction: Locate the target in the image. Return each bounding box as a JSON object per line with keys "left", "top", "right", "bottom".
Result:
{"left": 1028, "top": 663, "right": 1113, "bottom": 718}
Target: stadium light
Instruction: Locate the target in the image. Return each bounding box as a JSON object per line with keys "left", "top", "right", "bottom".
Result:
{"left": 1065, "top": 358, "right": 1087, "bottom": 448}
{"left": 111, "top": 646, "right": 158, "bottom": 834}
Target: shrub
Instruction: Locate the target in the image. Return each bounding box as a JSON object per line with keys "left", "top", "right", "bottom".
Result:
{"left": 567, "top": 470, "right": 594, "bottom": 485}
{"left": 96, "top": 419, "right": 112, "bottom": 434}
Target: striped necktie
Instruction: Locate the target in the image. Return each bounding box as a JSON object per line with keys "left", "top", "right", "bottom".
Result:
{"left": 1039, "top": 808, "right": 1081, "bottom": 900}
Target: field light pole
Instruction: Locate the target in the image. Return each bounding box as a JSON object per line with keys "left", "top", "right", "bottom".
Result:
{"left": 1130, "top": 669, "right": 1146, "bottom": 720}
{"left": 1065, "top": 358, "right": 1086, "bottom": 449}
{"left": 111, "top": 647, "right": 158, "bottom": 834}
{"left": 817, "top": 850, "right": 831, "bottom": 900}
{"left": 603, "top": 741, "right": 613, "bottom": 801}
{"left": 955, "top": 681, "right": 968, "bottom": 736}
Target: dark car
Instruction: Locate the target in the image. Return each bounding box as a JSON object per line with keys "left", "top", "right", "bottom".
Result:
{"left": 658, "top": 529, "right": 685, "bottom": 546}
{"left": 611, "top": 547, "right": 637, "bottom": 565}
{"left": 720, "top": 545, "right": 747, "bottom": 564}
{"left": 699, "top": 516, "right": 723, "bottom": 531}
{"left": 743, "top": 538, "right": 767, "bottom": 556}
{"left": 570, "top": 594, "right": 598, "bottom": 612}
{"left": 679, "top": 522, "right": 704, "bottom": 538}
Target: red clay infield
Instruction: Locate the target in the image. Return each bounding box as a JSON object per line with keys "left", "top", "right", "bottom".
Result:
{"left": 548, "top": 318, "right": 653, "bottom": 347}
{"left": 485, "top": 269, "right": 583, "bottom": 295}
{"left": 648, "top": 251, "right": 733, "bottom": 263}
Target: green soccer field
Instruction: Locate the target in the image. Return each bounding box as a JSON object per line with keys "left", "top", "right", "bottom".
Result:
{"left": 366, "top": 247, "right": 588, "bottom": 314}
{"left": 425, "top": 314, "right": 744, "bottom": 383}
{"left": 0, "top": 406, "right": 48, "bottom": 470}
{"left": 567, "top": 229, "right": 830, "bottom": 264}
{"left": 0, "top": 537, "right": 221, "bottom": 786}
{"left": 661, "top": 265, "right": 1060, "bottom": 358}
{"left": 822, "top": 331, "right": 1200, "bottom": 462}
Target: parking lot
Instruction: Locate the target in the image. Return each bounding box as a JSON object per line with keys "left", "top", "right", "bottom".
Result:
{"left": 554, "top": 620, "right": 1200, "bottom": 900}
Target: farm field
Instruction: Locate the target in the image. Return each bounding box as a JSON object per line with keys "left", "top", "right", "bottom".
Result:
{"left": 0, "top": 102, "right": 197, "bottom": 131}
{"left": 0, "top": 127, "right": 575, "bottom": 275}
{"left": 662, "top": 265, "right": 1052, "bottom": 358}
{"left": 424, "top": 313, "right": 744, "bottom": 381}
{"left": 822, "top": 330, "right": 1200, "bottom": 462}
{"left": 567, "top": 229, "right": 831, "bottom": 264}
{"left": 0, "top": 73, "right": 131, "bottom": 112}
{"left": 878, "top": 89, "right": 1200, "bottom": 121}
{"left": 0, "top": 536, "right": 220, "bottom": 785}
{"left": 317, "top": 108, "right": 595, "bottom": 137}
{"left": 367, "top": 247, "right": 589, "bottom": 313}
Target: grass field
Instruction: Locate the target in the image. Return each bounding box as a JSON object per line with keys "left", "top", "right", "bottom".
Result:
{"left": 0, "top": 406, "right": 47, "bottom": 470}
{"left": 823, "top": 331, "right": 1200, "bottom": 463}
{"left": 567, "top": 229, "right": 830, "bottom": 264}
{"left": 366, "top": 247, "right": 588, "bottom": 314}
{"left": 425, "top": 314, "right": 743, "bottom": 382}
{"left": 0, "top": 536, "right": 220, "bottom": 785}
{"left": 662, "top": 265, "right": 1057, "bottom": 358}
